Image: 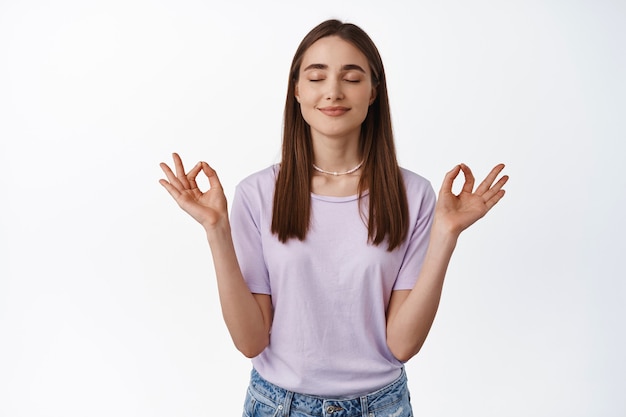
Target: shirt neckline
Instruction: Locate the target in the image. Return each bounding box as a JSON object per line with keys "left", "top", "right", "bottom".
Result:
{"left": 310, "top": 190, "right": 369, "bottom": 202}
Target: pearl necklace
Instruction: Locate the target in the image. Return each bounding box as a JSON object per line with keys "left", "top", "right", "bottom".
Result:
{"left": 312, "top": 160, "right": 364, "bottom": 176}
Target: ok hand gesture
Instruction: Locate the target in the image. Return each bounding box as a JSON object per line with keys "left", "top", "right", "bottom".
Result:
{"left": 434, "top": 163, "right": 509, "bottom": 236}
{"left": 159, "top": 153, "right": 228, "bottom": 229}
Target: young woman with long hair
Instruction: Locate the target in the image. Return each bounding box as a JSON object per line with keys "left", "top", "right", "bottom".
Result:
{"left": 159, "top": 19, "right": 508, "bottom": 417}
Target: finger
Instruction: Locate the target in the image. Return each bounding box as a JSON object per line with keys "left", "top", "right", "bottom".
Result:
{"left": 201, "top": 162, "right": 223, "bottom": 191}
{"left": 481, "top": 174, "right": 509, "bottom": 202}
{"left": 160, "top": 162, "right": 185, "bottom": 189}
{"left": 475, "top": 163, "right": 506, "bottom": 195}
{"left": 173, "top": 153, "right": 191, "bottom": 189}
{"left": 186, "top": 162, "right": 203, "bottom": 190}
{"left": 485, "top": 189, "right": 506, "bottom": 211}
{"left": 460, "top": 163, "right": 475, "bottom": 194}
{"left": 159, "top": 178, "right": 182, "bottom": 200}
{"left": 439, "top": 164, "right": 461, "bottom": 197}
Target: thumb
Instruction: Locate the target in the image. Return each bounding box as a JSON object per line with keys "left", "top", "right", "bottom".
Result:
{"left": 201, "top": 162, "right": 223, "bottom": 191}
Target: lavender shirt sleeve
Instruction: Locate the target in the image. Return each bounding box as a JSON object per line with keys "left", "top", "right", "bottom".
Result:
{"left": 392, "top": 173, "right": 437, "bottom": 290}
{"left": 230, "top": 175, "right": 272, "bottom": 295}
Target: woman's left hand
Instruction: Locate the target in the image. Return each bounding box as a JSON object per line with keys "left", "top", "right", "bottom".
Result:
{"left": 434, "top": 163, "right": 509, "bottom": 236}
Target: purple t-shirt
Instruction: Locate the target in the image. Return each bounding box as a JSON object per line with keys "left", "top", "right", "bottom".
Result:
{"left": 230, "top": 165, "right": 436, "bottom": 397}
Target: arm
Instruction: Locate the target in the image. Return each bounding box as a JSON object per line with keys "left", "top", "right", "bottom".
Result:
{"left": 159, "top": 153, "right": 272, "bottom": 358}
{"left": 386, "top": 163, "right": 508, "bottom": 362}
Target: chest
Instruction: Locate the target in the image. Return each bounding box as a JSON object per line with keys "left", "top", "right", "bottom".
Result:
{"left": 260, "top": 196, "right": 407, "bottom": 302}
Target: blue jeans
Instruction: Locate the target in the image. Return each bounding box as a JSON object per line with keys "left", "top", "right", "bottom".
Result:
{"left": 243, "top": 368, "right": 413, "bottom": 417}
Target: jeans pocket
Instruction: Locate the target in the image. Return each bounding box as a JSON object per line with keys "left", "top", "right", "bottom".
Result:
{"left": 242, "top": 389, "right": 255, "bottom": 417}
{"left": 370, "top": 399, "right": 413, "bottom": 417}
{"left": 243, "top": 387, "right": 282, "bottom": 417}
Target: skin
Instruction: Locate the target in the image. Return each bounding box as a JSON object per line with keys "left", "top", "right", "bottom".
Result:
{"left": 295, "top": 36, "right": 375, "bottom": 197}
{"left": 159, "top": 36, "right": 509, "bottom": 361}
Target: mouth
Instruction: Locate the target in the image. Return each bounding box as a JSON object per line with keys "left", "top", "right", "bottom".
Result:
{"left": 318, "top": 106, "right": 350, "bottom": 117}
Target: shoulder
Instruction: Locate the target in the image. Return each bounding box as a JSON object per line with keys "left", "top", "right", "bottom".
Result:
{"left": 399, "top": 167, "right": 435, "bottom": 198}
{"left": 231, "top": 165, "right": 278, "bottom": 217}
{"left": 236, "top": 164, "right": 279, "bottom": 195}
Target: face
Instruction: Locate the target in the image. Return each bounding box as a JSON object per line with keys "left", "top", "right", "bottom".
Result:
{"left": 295, "top": 36, "right": 376, "bottom": 142}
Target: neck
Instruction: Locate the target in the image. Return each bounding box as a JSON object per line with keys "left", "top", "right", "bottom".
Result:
{"left": 313, "top": 159, "right": 364, "bottom": 176}
{"left": 310, "top": 132, "right": 361, "bottom": 174}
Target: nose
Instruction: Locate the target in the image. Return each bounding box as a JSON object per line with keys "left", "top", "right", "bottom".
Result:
{"left": 325, "top": 78, "right": 344, "bottom": 101}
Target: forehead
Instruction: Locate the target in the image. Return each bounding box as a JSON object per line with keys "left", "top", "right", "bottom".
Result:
{"left": 300, "top": 36, "right": 369, "bottom": 72}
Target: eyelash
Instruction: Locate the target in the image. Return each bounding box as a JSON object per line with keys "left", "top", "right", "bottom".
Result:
{"left": 309, "top": 79, "right": 360, "bottom": 83}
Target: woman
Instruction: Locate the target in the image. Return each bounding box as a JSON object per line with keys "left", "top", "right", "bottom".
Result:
{"left": 159, "top": 19, "right": 507, "bottom": 417}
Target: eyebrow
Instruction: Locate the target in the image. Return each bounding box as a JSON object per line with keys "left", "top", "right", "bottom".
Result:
{"left": 302, "top": 63, "right": 366, "bottom": 73}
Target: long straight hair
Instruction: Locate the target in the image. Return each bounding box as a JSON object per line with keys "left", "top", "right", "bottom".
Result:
{"left": 271, "top": 19, "right": 409, "bottom": 251}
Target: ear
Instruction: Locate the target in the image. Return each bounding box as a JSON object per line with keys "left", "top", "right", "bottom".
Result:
{"left": 295, "top": 84, "right": 300, "bottom": 103}
{"left": 369, "top": 87, "right": 377, "bottom": 105}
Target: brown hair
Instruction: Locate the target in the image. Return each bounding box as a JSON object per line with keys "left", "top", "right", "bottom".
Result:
{"left": 271, "top": 19, "right": 409, "bottom": 251}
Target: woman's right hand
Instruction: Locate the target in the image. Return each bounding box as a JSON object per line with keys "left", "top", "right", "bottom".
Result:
{"left": 159, "top": 152, "right": 228, "bottom": 229}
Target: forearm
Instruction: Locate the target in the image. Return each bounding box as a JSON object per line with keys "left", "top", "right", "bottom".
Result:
{"left": 206, "top": 221, "right": 270, "bottom": 358}
{"left": 386, "top": 223, "right": 459, "bottom": 362}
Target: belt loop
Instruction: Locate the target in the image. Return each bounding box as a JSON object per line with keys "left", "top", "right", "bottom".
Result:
{"left": 282, "top": 390, "right": 294, "bottom": 416}
{"left": 360, "top": 395, "right": 368, "bottom": 417}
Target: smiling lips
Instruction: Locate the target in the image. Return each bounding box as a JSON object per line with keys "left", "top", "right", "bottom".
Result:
{"left": 318, "top": 106, "right": 350, "bottom": 117}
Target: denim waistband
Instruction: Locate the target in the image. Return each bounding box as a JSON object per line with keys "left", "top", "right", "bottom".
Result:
{"left": 247, "top": 367, "right": 409, "bottom": 417}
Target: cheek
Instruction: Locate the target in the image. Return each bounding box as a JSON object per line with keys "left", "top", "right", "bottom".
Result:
{"left": 360, "top": 86, "right": 375, "bottom": 102}
{"left": 355, "top": 91, "right": 374, "bottom": 112}
{"left": 296, "top": 84, "right": 317, "bottom": 104}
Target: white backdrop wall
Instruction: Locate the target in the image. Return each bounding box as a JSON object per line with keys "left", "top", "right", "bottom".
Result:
{"left": 1, "top": 0, "right": 624, "bottom": 416}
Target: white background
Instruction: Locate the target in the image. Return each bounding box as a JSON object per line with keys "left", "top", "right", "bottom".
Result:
{"left": 1, "top": 0, "right": 624, "bottom": 416}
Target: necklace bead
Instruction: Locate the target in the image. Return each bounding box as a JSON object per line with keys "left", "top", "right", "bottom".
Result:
{"left": 312, "top": 160, "right": 364, "bottom": 176}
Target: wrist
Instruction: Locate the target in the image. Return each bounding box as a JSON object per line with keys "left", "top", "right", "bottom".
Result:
{"left": 204, "top": 218, "right": 232, "bottom": 243}
{"left": 429, "top": 219, "right": 461, "bottom": 247}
